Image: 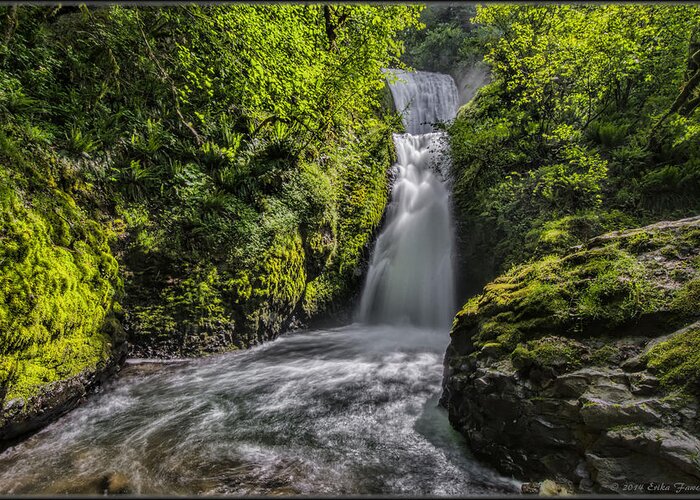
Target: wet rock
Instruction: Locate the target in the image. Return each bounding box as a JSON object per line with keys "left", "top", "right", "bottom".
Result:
{"left": 268, "top": 486, "right": 302, "bottom": 496}
{"left": 586, "top": 427, "right": 700, "bottom": 493}
{"left": 529, "top": 417, "right": 576, "bottom": 447}
{"left": 620, "top": 354, "right": 646, "bottom": 373}
{"left": 444, "top": 337, "right": 700, "bottom": 492}
{"left": 578, "top": 478, "right": 594, "bottom": 492}
{"left": 0, "top": 339, "right": 127, "bottom": 450}
{"left": 479, "top": 343, "right": 503, "bottom": 359}
{"left": 521, "top": 481, "right": 540, "bottom": 494}
{"left": 580, "top": 398, "right": 661, "bottom": 430}
{"left": 548, "top": 372, "right": 593, "bottom": 399}
{"left": 531, "top": 398, "right": 580, "bottom": 423}
{"left": 628, "top": 372, "right": 660, "bottom": 395}
{"left": 442, "top": 216, "right": 700, "bottom": 493}
{"left": 581, "top": 377, "right": 632, "bottom": 403}
{"left": 539, "top": 479, "right": 573, "bottom": 496}
{"left": 605, "top": 427, "right": 700, "bottom": 479}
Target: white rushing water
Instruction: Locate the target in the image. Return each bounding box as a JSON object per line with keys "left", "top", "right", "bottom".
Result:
{"left": 385, "top": 69, "right": 460, "bottom": 135}
{"left": 0, "top": 69, "right": 517, "bottom": 496}
{"left": 359, "top": 70, "right": 458, "bottom": 329}
{"left": 0, "top": 326, "right": 518, "bottom": 495}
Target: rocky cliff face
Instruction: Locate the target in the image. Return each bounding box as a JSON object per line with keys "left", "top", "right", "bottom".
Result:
{"left": 442, "top": 216, "right": 700, "bottom": 492}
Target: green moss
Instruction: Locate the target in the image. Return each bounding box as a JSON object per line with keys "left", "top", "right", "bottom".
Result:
{"left": 645, "top": 327, "right": 700, "bottom": 395}
{"left": 481, "top": 342, "right": 503, "bottom": 350}
{"left": 0, "top": 5, "right": 409, "bottom": 364}
{"left": 608, "top": 424, "right": 645, "bottom": 436}
{"left": 452, "top": 222, "right": 700, "bottom": 355}
{"left": 511, "top": 336, "right": 586, "bottom": 373}
{"left": 300, "top": 122, "right": 391, "bottom": 319}
{"left": 624, "top": 231, "right": 655, "bottom": 253}
{"left": 571, "top": 247, "right": 660, "bottom": 325}
{"left": 245, "top": 230, "right": 307, "bottom": 333}
{"left": 590, "top": 344, "right": 621, "bottom": 365}
{"left": 526, "top": 211, "right": 636, "bottom": 258}
{"left": 618, "top": 226, "right": 700, "bottom": 257}
{"left": 0, "top": 164, "right": 121, "bottom": 402}
{"left": 670, "top": 279, "right": 700, "bottom": 316}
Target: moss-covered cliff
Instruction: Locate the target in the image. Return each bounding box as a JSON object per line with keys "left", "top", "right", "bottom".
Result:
{"left": 0, "top": 126, "right": 126, "bottom": 440}
{"left": 121, "top": 120, "right": 397, "bottom": 357}
{"left": 429, "top": 4, "right": 700, "bottom": 492}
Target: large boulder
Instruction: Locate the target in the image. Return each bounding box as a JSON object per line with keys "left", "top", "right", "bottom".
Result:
{"left": 442, "top": 216, "right": 700, "bottom": 492}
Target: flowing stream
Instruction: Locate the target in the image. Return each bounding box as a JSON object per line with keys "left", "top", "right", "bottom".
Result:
{"left": 0, "top": 70, "right": 519, "bottom": 496}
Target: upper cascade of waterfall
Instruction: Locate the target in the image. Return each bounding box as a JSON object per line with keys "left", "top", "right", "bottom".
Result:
{"left": 385, "top": 69, "right": 460, "bottom": 134}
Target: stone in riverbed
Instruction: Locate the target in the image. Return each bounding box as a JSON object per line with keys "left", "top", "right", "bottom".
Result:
{"left": 539, "top": 479, "right": 573, "bottom": 496}
{"left": 521, "top": 481, "right": 540, "bottom": 494}
{"left": 101, "top": 472, "right": 132, "bottom": 494}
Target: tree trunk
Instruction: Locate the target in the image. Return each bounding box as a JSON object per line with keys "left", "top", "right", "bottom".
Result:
{"left": 2, "top": 5, "right": 17, "bottom": 46}
{"left": 651, "top": 28, "right": 700, "bottom": 135}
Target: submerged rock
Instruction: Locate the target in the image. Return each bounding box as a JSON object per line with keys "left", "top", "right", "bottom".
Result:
{"left": 442, "top": 216, "right": 700, "bottom": 492}
{"left": 101, "top": 472, "right": 132, "bottom": 495}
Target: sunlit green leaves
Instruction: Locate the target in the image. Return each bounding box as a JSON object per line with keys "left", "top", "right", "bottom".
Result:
{"left": 475, "top": 4, "right": 700, "bottom": 128}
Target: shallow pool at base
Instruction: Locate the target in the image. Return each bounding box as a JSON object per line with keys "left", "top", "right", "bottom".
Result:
{"left": 0, "top": 324, "right": 519, "bottom": 495}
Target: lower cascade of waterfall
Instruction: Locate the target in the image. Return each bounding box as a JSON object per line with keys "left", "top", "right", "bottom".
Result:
{"left": 0, "top": 70, "right": 518, "bottom": 495}
{"left": 358, "top": 132, "right": 456, "bottom": 329}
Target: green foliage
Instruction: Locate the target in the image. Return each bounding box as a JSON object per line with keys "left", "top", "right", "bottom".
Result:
{"left": 399, "top": 5, "right": 484, "bottom": 74}
{"left": 587, "top": 120, "right": 629, "bottom": 148}
{"left": 0, "top": 4, "right": 420, "bottom": 400}
{"left": 447, "top": 4, "right": 700, "bottom": 281}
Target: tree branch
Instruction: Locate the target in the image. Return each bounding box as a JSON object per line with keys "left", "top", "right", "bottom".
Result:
{"left": 135, "top": 12, "right": 202, "bottom": 145}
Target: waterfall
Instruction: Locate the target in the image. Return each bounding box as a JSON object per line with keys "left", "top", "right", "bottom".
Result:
{"left": 0, "top": 67, "right": 518, "bottom": 496}
{"left": 359, "top": 70, "right": 459, "bottom": 329}
{"left": 385, "top": 69, "right": 460, "bottom": 135}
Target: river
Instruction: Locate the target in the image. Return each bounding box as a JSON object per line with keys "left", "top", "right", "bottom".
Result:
{"left": 0, "top": 325, "right": 518, "bottom": 495}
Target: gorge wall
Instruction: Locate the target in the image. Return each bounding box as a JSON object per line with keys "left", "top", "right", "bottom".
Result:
{"left": 0, "top": 4, "right": 421, "bottom": 444}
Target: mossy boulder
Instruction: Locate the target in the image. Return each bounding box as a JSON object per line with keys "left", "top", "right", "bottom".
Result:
{"left": 452, "top": 216, "right": 700, "bottom": 357}
{"left": 644, "top": 321, "right": 700, "bottom": 395}
{"left": 442, "top": 216, "right": 700, "bottom": 492}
